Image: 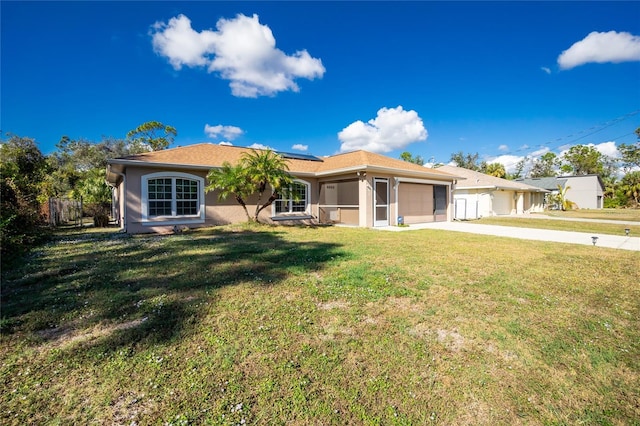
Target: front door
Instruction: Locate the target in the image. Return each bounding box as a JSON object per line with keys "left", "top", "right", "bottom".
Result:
{"left": 374, "top": 178, "right": 389, "bottom": 226}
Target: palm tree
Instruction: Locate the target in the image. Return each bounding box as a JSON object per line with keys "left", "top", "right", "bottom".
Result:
{"left": 206, "top": 162, "right": 253, "bottom": 221}
{"left": 206, "top": 149, "right": 294, "bottom": 223}
{"left": 620, "top": 171, "right": 640, "bottom": 207}
{"left": 240, "top": 149, "right": 293, "bottom": 222}
{"left": 483, "top": 162, "right": 506, "bottom": 178}
{"left": 72, "top": 168, "right": 111, "bottom": 204}
{"left": 557, "top": 184, "right": 576, "bottom": 211}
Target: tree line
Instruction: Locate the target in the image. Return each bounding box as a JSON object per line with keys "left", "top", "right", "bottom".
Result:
{"left": 1, "top": 120, "right": 296, "bottom": 260}
{"left": 400, "top": 128, "right": 640, "bottom": 208}
{"left": 0, "top": 121, "right": 176, "bottom": 259}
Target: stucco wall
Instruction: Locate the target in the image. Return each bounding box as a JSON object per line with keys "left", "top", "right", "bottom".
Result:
{"left": 122, "top": 165, "right": 320, "bottom": 233}
{"left": 564, "top": 176, "right": 603, "bottom": 209}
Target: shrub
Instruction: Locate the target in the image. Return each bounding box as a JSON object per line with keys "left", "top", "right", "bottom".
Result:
{"left": 0, "top": 181, "right": 49, "bottom": 261}
{"left": 84, "top": 202, "right": 111, "bottom": 227}
{"left": 1, "top": 135, "right": 50, "bottom": 261}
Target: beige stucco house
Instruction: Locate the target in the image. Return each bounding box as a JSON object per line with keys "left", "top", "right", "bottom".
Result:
{"left": 436, "top": 165, "right": 548, "bottom": 220}
{"left": 106, "top": 144, "right": 461, "bottom": 233}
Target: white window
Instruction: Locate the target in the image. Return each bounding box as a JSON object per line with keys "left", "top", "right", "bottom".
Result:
{"left": 273, "top": 180, "right": 310, "bottom": 216}
{"left": 141, "top": 172, "right": 205, "bottom": 223}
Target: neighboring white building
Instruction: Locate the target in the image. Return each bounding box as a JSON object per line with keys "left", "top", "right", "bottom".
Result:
{"left": 437, "top": 165, "right": 548, "bottom": 220}
{"left": 516, "top": 175, "right": 604, "bottom": 210}
{"left": 563, "top": 175, "right": 604, "bottom": 209}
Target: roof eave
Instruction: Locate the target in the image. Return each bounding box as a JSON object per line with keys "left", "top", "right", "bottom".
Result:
{"left": 494, "top": 185, "right": 548, "bottom": 192}
{"left": 456, "top": 184, "right": 550, "bottom": 192}
{"left": 107, "top": 158, "right": 319, "bottom": 177}
{"left": 107, "top": 159, "right": 214, "bottom": 170}
{"left": 455, "top": 185, "right": 497, "bottom": 190}
{"left": 316, "top": 164, "right": 459, "bottom": 180}
{"left": 107, "top": 158, "right": 460, "bottom": 181}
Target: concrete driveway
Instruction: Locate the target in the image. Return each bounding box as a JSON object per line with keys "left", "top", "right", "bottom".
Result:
{"left": 376, "top": 221, "right": 640, "bottom": 251}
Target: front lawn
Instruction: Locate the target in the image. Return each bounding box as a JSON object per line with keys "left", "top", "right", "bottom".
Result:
{"left": 1, "top": 225, "right": 638, "bottom": 425}
{"left": 477, "top": 216, "right": 639, "bottom": 236}
{"left": 538, "top": 208, "right": 640, "bottom": 222}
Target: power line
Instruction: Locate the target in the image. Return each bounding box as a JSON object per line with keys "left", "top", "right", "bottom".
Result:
{"left": 553, "top": 110, "right": 639, "bottom": 148}
{"left": 490, "top": 110, "right": 639, "bottom": 160}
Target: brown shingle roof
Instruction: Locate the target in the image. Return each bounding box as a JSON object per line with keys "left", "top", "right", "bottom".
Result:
{"left": 109, "top": 143, "right": 458, "bottom": 180}
{"left": 438, "top": 165, "right": 548, "bottom": 192}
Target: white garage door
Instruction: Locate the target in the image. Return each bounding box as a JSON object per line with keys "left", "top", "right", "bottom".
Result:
{"left": 492, "top": 191, "right": 513, "bottom": 215}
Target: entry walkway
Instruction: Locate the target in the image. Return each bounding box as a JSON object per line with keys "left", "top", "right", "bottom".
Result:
{"left": 376, "top": 221, "right": 640, "bottom": 251}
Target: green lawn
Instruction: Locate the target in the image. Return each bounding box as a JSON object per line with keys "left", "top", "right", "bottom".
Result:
{"left": 2, "top": 224, "right": 638, "bottom": 425}
{"left": 476, "top": 216, "right": 640, "bottom": 236}
{"left": 537, "top": 208, "right": 640, "bottom": 222}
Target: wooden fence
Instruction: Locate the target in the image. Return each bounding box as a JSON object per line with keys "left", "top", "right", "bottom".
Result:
{"left": 44, "top": 197, "right": 83, "bottom": 227}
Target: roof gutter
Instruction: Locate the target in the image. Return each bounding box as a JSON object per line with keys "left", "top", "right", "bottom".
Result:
{"left": 108, "top": 159, "right": 458, "bottom": 181}
{"left": 315, "top": 164, "right": 462, "bottom": 180}
{"left": 108, "top": 159, "right": 213, "bottom": 171}
{"left": 455, "top": 184, "right": 549, "bottom": 193}
{"left": 395, "top": 176, "right": 461, "bottom": 186}
{"left": 107, "top": 158, "right": 317, "bottom": 178}
{"left": 455, "top": 185, "right": 497, "bottom": 190}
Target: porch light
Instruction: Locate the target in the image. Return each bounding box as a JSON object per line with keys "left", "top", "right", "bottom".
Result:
{"left": 591, "top": 236, "right": 598, "bottom": 246}
{"left": 625, "top": 228, "right": 630, "bottom": 236}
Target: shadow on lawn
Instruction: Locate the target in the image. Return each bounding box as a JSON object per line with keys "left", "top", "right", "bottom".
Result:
{"left": 1, "top": 226, "right": 345, "bottom": 357}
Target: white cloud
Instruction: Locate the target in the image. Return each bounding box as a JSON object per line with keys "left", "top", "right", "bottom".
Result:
{"left": 541, "top": 66, "right": 551, "bottom": 74}
{"left": 292, "top": 144, "right": 308, "bottom": 152}
{"left": 486, "top": 155, "right": 527, "bottom": 174}
{"left": 557, "top": 31, "right": 640, "bottom": 70}
{"left": 218, "top": 141, "right": 233, "bottom": 146}
{"left": 248, "top": 143, "right": 271, "bottom": 150}
{"left": 151, "top": 14, "right": 325, "bottom": 97}
{"left": 557, "top": 141, "right": 620, "bottom": 163}
{"left": 530, "top": 147, "right": 550, "bottom": 157}
{"left": 593, "top": 141, "right": 619, "bottom": 158}
{"left": 150, "top": 15, "right": 216, "bottom": 69}
{"left": 498, "top": 144, "right": 509, "bottom": 152}
{"left": 205, "top": 124, "right": 244, "bottom": 140}
{"left": 338, "top": 106, "right": 428, "bottom": 153}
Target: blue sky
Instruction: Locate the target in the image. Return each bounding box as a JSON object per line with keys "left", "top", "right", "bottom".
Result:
{"left": 2, "top": 1, "right": 639, "bottom": 172}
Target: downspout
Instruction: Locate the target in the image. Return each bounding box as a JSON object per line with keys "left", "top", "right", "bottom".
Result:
{"left": 115, "top": 171, "right": 127, "bottom": 233}
{"left": 394, "top": 177, "right": 399, "bottom": 225}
